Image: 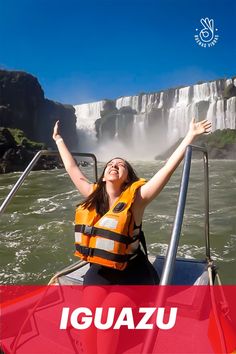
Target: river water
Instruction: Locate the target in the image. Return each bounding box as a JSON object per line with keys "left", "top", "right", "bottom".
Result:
{"left": 0, "top": 160, "right": 235, "bottom": 284}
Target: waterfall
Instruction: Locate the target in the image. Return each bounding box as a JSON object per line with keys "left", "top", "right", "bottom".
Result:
{"left": 206, "top": 101, "right": 217, "bottom": 131}
{"left": 158, "top": 92, "right": 164, "bottom": 108}
{"left": 74, "top": 77, "right": 236, "bottom": 160}
{"left": 216, "top": 100, "right": 225, "bottom": 130}
{"left": 74, "top": 100, "right": 105, "bottom": 152}
{"left": 116, "top": 96, "right": 139, "bottom": 112}
{"left": 226, "top": 97, "right": 236, "bottom": 129}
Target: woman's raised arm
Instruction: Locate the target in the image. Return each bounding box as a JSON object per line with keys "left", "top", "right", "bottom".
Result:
{"left": 52, "top": 120, "right": 93, "bottom": 197}
{"left": 138, "top": 118, "right": 212, "bottom": 205}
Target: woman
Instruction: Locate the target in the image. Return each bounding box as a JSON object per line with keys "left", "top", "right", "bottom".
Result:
{"left": 52, "top": 118, "right": 211, "bottom": 286}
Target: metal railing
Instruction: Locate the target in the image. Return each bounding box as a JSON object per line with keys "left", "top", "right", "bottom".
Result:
{"left": 141, "top": 145, "right": 210, "bottom": 354}
{"left": 0, "top": 150, "right": 98, "bottom": 215}
{"left": 160, "top": 144, "right": 210, "bottom": 285}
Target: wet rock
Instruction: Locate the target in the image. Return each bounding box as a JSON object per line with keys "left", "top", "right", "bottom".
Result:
{"left": 0, "top": 128, "right": 63, "bottom": 173}
{"left": 0, "top": 69, "right": 78, "bottom": 150}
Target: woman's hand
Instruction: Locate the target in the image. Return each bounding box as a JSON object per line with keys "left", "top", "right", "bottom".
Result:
{"left": 51, "top": 120, "right": 93, "bottom": 197}
{"left": 137, "top": 117, "right": 212, "bottom": 207}
{"left": 52, "top": 120, "right": 62, "bottom": 141}
{"left": 188, "top": 118, "right": 212, "bottom": 138}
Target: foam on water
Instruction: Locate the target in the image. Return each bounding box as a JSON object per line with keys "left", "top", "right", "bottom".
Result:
{"left": 0, "top": 161, "right": 235, "bottom": 284}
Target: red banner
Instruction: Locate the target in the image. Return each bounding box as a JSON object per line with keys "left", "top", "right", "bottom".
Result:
{"left": 1, "top": 286, "right": 236, "bottom": 354}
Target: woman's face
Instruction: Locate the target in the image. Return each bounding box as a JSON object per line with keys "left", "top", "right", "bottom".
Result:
{"left": 103, "top": 158, "right": 129, "bottom": 184}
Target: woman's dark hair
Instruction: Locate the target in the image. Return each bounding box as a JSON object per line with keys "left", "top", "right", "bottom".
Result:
{"left": 80, "top": 158, "right": 139, "bottom": 216}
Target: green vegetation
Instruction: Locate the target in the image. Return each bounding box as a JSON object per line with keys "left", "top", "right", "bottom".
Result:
{"left": 200, "top": 129, "right": 236, "bottom": 148}
{"left": 156, "top": 129, "right": 236, "bottom": 160}
{"left": 8, "top": 128, "right": 45, "bottom": 150}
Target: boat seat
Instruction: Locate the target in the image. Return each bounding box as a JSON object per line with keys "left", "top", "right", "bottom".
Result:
{"left": 58, "top": 263, "right": 90, "bottom": 285}
{"left": 152, "top": 256, "right": 210, "bottom": 285}
{"left": 58, "top": 256, "right": 211, "bottom": 286}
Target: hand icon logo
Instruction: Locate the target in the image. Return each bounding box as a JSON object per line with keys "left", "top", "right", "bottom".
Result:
{"left": 194, "top": 17, "right": 219, "bottom": 48}
{"left": 199, "top": 18, "right": 214, "bottom": 43}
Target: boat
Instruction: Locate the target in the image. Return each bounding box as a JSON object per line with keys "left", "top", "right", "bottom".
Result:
{"left": 1, "top": 146, "right": 235, "bottom": 354}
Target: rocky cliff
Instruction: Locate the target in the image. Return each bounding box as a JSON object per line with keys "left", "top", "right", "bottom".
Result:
{"left": 0, "top": 70, "right": 78, "bottom": 173}
{"left": 0, "top": 70, "right": 78, "bottom": 148}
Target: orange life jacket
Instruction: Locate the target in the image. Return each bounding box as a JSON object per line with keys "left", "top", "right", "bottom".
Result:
{"left": 74, "top": 179, "right": 146, "bottom": 270}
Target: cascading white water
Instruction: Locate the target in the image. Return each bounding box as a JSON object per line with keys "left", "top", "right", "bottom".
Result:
{"left": 74, "top": 77, "right": 236, "bottom": 160}
{"left": 131, "top": 113, "right": 148, "bottom": 158}
{"left": 74, "top": 100, "right": 105, "bottom": 152}
{"left": 216, "top": 100, "right": 225, "bottom": 130}
{"left": 167, "top": 86, "right": 193, "bottom": 142}
{"left": 193, "top": 83, "right": 210, "bottom": 101}
{"left": 193, "top": 81, "right": 219, "bottom": 101}
{"left": 158, "top": 92, "right": 164, "bottom": 108}
{"left": 226, "top": 97, "right": 236, "bottom": 129}
{"left": 178, "top": 86, "right": 191, "bottom": 106}
{"left": 206, "top": 101, "right": 217, "bottom": 131}
{"left": 116, "top": 96, "right": 139, "bottom": 112}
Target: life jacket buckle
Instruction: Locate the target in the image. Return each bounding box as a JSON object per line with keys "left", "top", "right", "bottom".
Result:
{"left": 81, "top": 246, "right": 94, "bottom": 257}
{"left": 83, "top": 225, "right": 94, "bottom": 235}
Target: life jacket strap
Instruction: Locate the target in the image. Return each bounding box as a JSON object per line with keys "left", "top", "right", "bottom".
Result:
{"left": 139, "top": 230, "right": 148, "bottom": 257}
{"left": 75, "top": 224, "right": 139, "bottom": 245}
{"left": 75, "top": 244, "right": 137, "bottom": 262}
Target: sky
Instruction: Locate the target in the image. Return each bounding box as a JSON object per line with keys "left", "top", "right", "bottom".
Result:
{"left": 0, "top": 0, "right": 235, "bottom": 105}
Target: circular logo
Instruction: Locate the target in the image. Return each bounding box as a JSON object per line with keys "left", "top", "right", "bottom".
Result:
{"left": 194, "top": 18, "right": 219, "bottom": 48}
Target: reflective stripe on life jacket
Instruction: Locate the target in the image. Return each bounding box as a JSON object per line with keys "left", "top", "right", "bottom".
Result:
{"left": 74, "top": 179, "right": 146, "bottom": 270}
